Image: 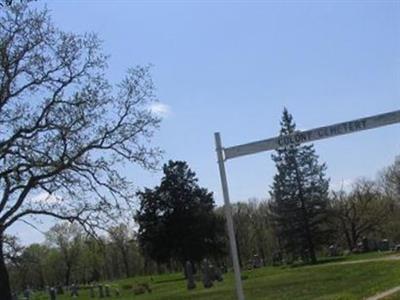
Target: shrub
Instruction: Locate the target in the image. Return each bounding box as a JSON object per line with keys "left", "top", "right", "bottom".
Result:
{"left": 133, "top": 286, "right": 146, "bottom": 295}
{"left": 121, "top": 283, "right": 133, "bottom": 290}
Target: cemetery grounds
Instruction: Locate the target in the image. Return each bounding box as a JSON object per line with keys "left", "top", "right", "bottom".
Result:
{"left": 25, "top": 251, "right": 400, "bottom": 300}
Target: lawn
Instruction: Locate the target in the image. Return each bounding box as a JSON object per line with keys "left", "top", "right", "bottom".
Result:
{"left": 384, "top": 292, "right": 400, "bottom": 300}
{"left": 25, "top": 252, "right": 400, "bottom": 300}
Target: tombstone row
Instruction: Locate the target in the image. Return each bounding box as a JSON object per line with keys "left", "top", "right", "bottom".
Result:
{"left": 185, "top": 258, "right": 224, "bottom": 290}
{"left": 15, "top": 283, "right": 119, "bottom": 300}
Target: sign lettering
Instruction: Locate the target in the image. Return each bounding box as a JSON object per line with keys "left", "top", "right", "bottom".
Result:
{"left": 224, "top": 109, "right": 400, "bottom": 160}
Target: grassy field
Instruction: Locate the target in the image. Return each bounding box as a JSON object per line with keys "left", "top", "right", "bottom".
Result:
{"left": 25, "top": 252, "right": 400, "bottom": 300}
{"left": 384, "top": 292, "right": 400, "bottom": 300}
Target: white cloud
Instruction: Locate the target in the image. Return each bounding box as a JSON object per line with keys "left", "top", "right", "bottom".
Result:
{"left": 149, "top": 102, "right": 171, "bottom": 118}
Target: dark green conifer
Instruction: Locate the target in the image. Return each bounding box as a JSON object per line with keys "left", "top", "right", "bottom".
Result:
{"left": 270, "top": 108, "right": 330, "bottom": 263}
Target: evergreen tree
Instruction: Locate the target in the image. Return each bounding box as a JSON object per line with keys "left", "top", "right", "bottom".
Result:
{"left": 136, "top": 161, "right": 226, "bottom": 266}
{"left": 269, "top": 108, "right": 330, "bottom": 263}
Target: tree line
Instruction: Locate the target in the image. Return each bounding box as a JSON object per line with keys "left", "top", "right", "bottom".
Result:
{"left": 6, "top": 223, "right": 158, "bottom": 290}
{"left": 5, "top": 147, "right": 400, "bottom": 291}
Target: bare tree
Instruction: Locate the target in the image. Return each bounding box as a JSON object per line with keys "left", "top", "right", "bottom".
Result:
{"left": 3, "top": 234, "right": 23, "bottom": 265}
{"left": 332, "top": 179, "right": 391, "bottom": 251}
{"left": 381, "top": 156, "right": 400, "bottom": 201}
{"left": 379, "top": 156, "right": 400, "bottom": 242}
{"left": 0, "top": 4, "right": 161, "bottom": 298}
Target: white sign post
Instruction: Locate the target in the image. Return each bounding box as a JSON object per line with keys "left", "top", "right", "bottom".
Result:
{"left": 214, "top": 109, "right": 400, "bottom": 300}
{"left": 215, "top": 132, "right": 245, "bottom": 300}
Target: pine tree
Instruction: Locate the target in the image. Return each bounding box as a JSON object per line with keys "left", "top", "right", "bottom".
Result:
{"left": 269, "top": 108, "right": 330, "bottom": 264}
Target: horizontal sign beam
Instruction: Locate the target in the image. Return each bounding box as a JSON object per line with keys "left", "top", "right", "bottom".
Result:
{"left": 224, "top": 109, "right": 400, "bottom": 160}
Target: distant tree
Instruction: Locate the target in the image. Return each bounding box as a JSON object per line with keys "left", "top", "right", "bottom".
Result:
{"left": 8, "top": 226, "right": 151, "bottom": 288}
{"left": 230, "top": 199, "right": 274, "bottom": 268}
{"left": 45, "top": 223, "right": 83, "bottom": 286}
{"left": 44, "top": 247, "right": 65, "bottom": 285}
{"left": 231, "top": 202, "right": 252, "bottom": 268}
{"left": 108, "top": 224, "right": 135, "bottom": 278}
{"left": 247, "top": 200, "right": 275, "bottom": 266}
{"left": 269, "top": 108, "right": 331, "bottom": 263}
{"left": 332, "top": 179, "right": 392, "bottom": 250}
{"left": 136, "top": 161, "right": 226, "bottom": 266}
{"left": 81, "top": 237, "right": 105, "bottom": 282}
{"left": 379, "top": 156, "right": 400, "bottom": 242}
{"left": 14, "top": 244, "right": 49, "bottom": 289}
{"left": 0, "top": 4, "right": 160, "bottom": 298}
{"left": 381, "top": 156, "right": 400, "bottom": 201}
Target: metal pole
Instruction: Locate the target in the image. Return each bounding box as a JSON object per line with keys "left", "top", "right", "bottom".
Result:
{"left": 214, "top": 132, "right": 245, "bottom": 300}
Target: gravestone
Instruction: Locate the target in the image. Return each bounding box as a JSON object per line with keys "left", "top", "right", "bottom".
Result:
{"left": 89, "top": 284, "right": 95, "bottom": 298}
{"left": 328, "top": 244, "right": 338, "bottom": 257}
{"left": 214, "top": 266, "right": 223, "bottom": 282}
{"left": 105, "top": 285, "right": 111, "bottom": 297}
{"left": 252, "top": 254, "right": 262, "bottom": 268}
{"left": 185, "top": 260, "right": 196, "bottom": 290}
{"left": 12, "top": 292, "right": 18, "bottom": 300}
{"left": 380, "top": 239, "right": 389, "bottom": 251}
{"left": 221, "top": 263, "right": 228, "bottom": 273}
{"left": 23, "top": 287, "right": 30, "bottom": 300}
{"left": 202, "top": 259, "right": 213, "bottom": 288}
{"left": 362, "top": 237, "right": 369, "bottom": 252}
{"left": 272, "top": 251, "right": 283, "bottom": 265}
{"left": 98, "top": 284, "right": 104, "bottom": 298}
{"left": 209, "top": 263, "right": 216, "bottom": 280}
{"left": 56, "top": 285, "right": 64, "bottom": 295}
{"left": 49, "top": 287, "right": 56, "bottom": 300}
{"left": 70, "top": 284, "right": 78, "bottom": 298}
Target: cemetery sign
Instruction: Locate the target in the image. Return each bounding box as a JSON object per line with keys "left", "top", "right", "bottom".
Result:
{"left": 215, "top": 109, "right": 400, "bottom": 300}
{"left": 224, "top": 109, "right": 400, "bottom": 160}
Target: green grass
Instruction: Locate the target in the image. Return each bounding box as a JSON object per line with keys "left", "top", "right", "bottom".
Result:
{"left": 384, "top": 292, "right": 400, "bottom": 300}
{"left": 310, "top": 250, "right": 395, "bottom": 265}
{"left": 26, "top": 252, "right": 400, "bottom": 300}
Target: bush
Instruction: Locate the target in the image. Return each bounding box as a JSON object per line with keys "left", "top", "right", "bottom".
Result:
{"left": 121, "top": 283, "right": 133, "bottom": 290}
{"left": 132, "top": 282, "right": 152, "bottom": 295}
{"left": 133, "top": 286, "right": 146, "bottom": 295}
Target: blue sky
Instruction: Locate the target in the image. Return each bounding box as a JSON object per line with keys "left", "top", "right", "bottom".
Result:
{"left": 8, "top": 0, "right": 400, "bottom": 244}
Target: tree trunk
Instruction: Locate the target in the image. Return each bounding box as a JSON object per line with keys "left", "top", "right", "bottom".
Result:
{"left": 351, "top": 223, "right": 358, "bottom": 250}
{"left": 235, "top": 233, "right": 243, "bottom": 268}
{"left": 259, "top": 245, "right": 266, "bottom": 267}
{"left": 0, "top": 234, "right": 12, "bottom": 300}
{"left": 121, "top": 249, "right": 130, "bottom": 278}
{"left": 65, "top": 263, "right": 71, "bottom": 286}
{"left": 341, "top": 222, "right": 353, "bottom": 251}
{"left": 296, "top": 179, "right": 317, "bottom": 263}
{"left": 304, "top": 220, "right": 317, "bottom": 264}
{"left": 143, "top": 257, "right": 149, "bottom": 275}
{"left": 297, "top": 197, "right": 317, "bottom": 264}
{"left": 294, "top": 161, "right": 317, "bottom": 264}
{"left": 39, "top": 264, "right": 45, "bottom": 289}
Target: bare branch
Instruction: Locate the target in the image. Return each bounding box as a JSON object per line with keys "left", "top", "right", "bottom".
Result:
{"left": 0, "top": 5, "right": 161, "bottom": 237}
